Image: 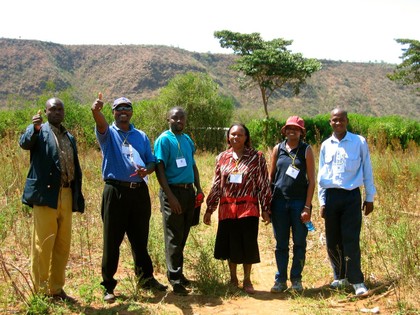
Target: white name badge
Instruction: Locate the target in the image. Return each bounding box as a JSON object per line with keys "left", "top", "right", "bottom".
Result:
{"left": 286, "top": 165, "right": 300, "bottom": 179}
{"left": 122, "top": 143, "right": 130, "bottom": 155}
{"left": 229, "top": 173, "right": 243, "bottom": 184}
{"left": 176, "top": 158, "right": 187, "bottom": 168}
{"left": 333, "top": 164, "right": 345, "bottom": 173}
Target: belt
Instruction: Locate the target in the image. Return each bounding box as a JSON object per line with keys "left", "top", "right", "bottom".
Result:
{"left": 327, "top": 187, "right": 360, "bottom": 193}
{"left": 62, "top": 182, "right": 71, "bottom": 188}
{"left": 106, "top": 179, "right": 146, "bottom": 189}
{"left": 169, "top": 183, "right": 193, "bottom": 189}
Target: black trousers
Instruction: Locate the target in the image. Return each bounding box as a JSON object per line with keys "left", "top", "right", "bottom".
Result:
{"left": 159, "top": 186, "right": 195, "bottom": 285}
{"left": 100, "top": 181, "right": 154, "bottom": 292}
{"left": 324, "top": 187, "right": 364, "bottom": 284}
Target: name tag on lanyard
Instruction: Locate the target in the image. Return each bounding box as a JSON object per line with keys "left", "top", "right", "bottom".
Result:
{"left": 122, "top": 143, "right": 131, "bottom": 155}
{"left": 229, "top": 173, "right": 243, "bottom": 183}
{"left": 176, "top": 157, "right": 187, "bottom": 168}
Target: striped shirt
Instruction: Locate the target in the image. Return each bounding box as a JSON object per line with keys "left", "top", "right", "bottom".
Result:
{"left": 206, "top": 147, "right": 272, "bottom": 221}
{"left": 50, "top": 124, "right": 74, "bottom": 184}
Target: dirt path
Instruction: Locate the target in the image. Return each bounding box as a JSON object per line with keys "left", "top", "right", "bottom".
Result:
{"left": 89, "top": 256, "right": 396, "bottom": 315}
{"left": 78, "top": 225, "right": 401, "bottom": 315}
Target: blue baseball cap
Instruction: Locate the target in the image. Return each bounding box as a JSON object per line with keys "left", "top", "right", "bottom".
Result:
{"left": 112, "top": 97, "right": 132, "bottom": 109}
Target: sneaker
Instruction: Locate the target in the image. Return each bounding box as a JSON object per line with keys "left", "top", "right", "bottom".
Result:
{"left": 291, "top": 280, "right": 303, "bottom": 292}
{"left": 142, "top": 277, "right": 168, "bottom": 291}
{"left": 271, "top": 282, "right": 287, "bottom": 293}
{"left": 330, "top": 279, "right": 350, "bottom": 289}
{"left": 353, "top": 283, "right": 368, "bottom": 295}
{"left": 180, "top": 274, "right": 191, "bottom": 287}
{"left": 103, "top": 291, "right": 115, "bottom": 303}
{"left": 173, "top": 283, "right": 189, "bottom": 296}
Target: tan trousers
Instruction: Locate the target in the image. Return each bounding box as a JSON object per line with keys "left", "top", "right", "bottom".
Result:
{"left": 31, "top": 187, "right": 72, "bottom": 295}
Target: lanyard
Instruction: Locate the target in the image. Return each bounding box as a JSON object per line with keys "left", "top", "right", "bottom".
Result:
{"left": 231, "top": 152, "right": 242, "bottom": 173}
{"left": 120, "top": 131, "right": 137, "bottom": 168}
{"left": 169, "top": 130, "right": 185, "bottom": 158}
{"left": 287, "top": 145, "right": 300, "bottom": 167}
{"left": 233, "top": 157, "right": 241, "bottom": 172}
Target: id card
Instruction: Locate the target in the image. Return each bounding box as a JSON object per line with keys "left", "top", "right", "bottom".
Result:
{"left": 333, "top": 164, "right": 345, "bottom": 173}
{"left": 176, "top": 157, "right": 187, "bottom": 168}
{"left": 122, "top": 143, "right": 130, "bottom": 155}
{"left": 286, "top": 165, "right": 300, "bottom": 179}
{"left": 229, "top": 173, "right": 243, "bottom": 184}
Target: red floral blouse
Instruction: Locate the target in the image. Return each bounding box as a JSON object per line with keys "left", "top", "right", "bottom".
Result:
{"left": 206, "top": 147, "right": 272, "bottom": 221}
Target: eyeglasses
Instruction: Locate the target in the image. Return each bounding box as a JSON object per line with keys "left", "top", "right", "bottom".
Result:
{"left": 114, "top": 106, "right": 132, "bottom": 112}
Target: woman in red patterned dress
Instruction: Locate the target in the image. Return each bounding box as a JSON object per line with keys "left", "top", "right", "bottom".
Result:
{"left": 204, "top": 123, "right": 271, "bottom": 294}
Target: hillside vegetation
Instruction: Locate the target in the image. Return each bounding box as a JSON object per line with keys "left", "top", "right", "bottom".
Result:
{"left": 0, "top": 38, "right": 418, "bottom": 120}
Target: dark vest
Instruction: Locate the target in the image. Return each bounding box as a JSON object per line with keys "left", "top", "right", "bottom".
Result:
{"left": 272, "top": 141, "right": 309, "bottom": 200}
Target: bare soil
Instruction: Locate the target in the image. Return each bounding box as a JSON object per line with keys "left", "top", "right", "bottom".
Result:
{"left": 75, "top": 228, "right": 402, "bottom": 315}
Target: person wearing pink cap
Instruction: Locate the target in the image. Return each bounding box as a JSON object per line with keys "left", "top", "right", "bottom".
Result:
{"left": 269, "top": 116, "right": 316, "bottom": 292}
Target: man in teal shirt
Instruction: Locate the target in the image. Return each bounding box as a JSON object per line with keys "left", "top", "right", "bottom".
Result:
{"left": 154, "top": 106, "right": 204, "bottom": 295}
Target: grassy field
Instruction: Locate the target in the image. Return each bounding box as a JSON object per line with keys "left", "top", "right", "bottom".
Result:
{"left": 0, "top": 134, "right": 419, "bottom": 314}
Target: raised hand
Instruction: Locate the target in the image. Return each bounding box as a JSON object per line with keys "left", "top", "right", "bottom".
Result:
{"left": 32, "top": 109, "right": 43, "bottom": 131}
{"left": 92, "top": 92, "right": 104, "bottom": 111}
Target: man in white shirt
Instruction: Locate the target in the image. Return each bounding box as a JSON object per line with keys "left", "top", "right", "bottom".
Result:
{"left": 318, "top": 108, "right": 376, "bottom": 296}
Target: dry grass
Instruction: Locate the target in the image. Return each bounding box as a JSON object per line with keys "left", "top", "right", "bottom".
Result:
{"left": 0, "top": 135, "right": 419, "bottom": 314}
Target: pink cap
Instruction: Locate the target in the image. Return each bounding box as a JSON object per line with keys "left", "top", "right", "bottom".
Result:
{"left": 281, "top": 116, "right": 306, "bottom": 135}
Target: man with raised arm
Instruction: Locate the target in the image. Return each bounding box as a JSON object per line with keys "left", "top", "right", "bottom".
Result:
{"left": 91, "top": 94, "right": 167, "bottom": 303}
{"left": 20, "top": 97, "right": 85, "bottom": 302}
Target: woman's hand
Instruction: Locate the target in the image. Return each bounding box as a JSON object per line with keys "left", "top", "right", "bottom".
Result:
{"left": 203, "top": 212, "right": 212, "bottom": 225}
{"left": 261, "top": 211, "right": 271, "bottom": 225}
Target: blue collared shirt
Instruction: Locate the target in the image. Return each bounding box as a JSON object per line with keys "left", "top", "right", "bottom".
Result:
{"left": 96, "top": 122, "right": 156, "bottom": 182}
{"left": 318, "top": 131, "right": 376, "bottom": 206}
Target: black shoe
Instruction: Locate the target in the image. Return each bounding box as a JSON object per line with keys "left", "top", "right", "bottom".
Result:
{"left": 103, "top": 290, "right": 115, "bottom": 303}
{"left": 173, "top": 283, "right": 189, "bottom": 296}
{"left": 142, "top": 278, "right": 168, "bottom": 291}
{"left": 52, "top": 289, "right": 76, "bottom": 303}
{"left": 180, "top": 274, "right": 191, "bottom": 287}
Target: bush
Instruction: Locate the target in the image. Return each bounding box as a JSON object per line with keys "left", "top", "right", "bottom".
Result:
{"left": 247, "top": 114, "right": 419, "bottom": 150}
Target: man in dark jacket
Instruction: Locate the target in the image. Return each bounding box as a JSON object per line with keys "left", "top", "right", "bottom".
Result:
{"left": 19, "top": 97, "right": 84, "bottom": 301}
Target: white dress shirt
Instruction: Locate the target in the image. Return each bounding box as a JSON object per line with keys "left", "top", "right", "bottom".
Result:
{"left": 318, "top": 131, "right": 376, "bottom": 206}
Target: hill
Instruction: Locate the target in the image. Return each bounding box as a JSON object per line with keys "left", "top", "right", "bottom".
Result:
{"left": 0, "top": 38, "right": 418, "bottom": 119}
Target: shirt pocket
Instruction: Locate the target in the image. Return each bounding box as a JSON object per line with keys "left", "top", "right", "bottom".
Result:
{"left": 324, "top": 152, "right": 334, "bottom": 164}
{"left": 345, "top": 153, "right": 361, "bottom": 171}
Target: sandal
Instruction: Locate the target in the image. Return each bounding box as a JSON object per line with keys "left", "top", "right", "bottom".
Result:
{"left": 243, "top": 283, "right": 256, "bottom": 294}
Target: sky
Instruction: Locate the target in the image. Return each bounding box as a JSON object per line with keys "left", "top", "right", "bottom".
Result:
{"left": 1, "top": 0, "right": 419, "bottom": 64}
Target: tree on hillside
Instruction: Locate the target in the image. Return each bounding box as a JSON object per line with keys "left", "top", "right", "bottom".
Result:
{"left": 214, "top": 30, "right": 322, "bottom": 119}
{"left": 387, "top": 39, "right": 420, "bottom": 90}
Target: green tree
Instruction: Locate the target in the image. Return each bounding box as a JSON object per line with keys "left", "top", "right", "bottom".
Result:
{"left": 387, "top": 39, "right": 420, "bottom": 89}
{"left": 137, "top": 71, "right": 234, "bottom": 151}
{"left": 214, "top": 30, "right": 322, "bottom": 119}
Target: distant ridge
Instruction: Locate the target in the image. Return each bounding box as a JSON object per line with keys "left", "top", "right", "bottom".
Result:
{"left": 0, "top": 38, "right": 418, "bottom": 119}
